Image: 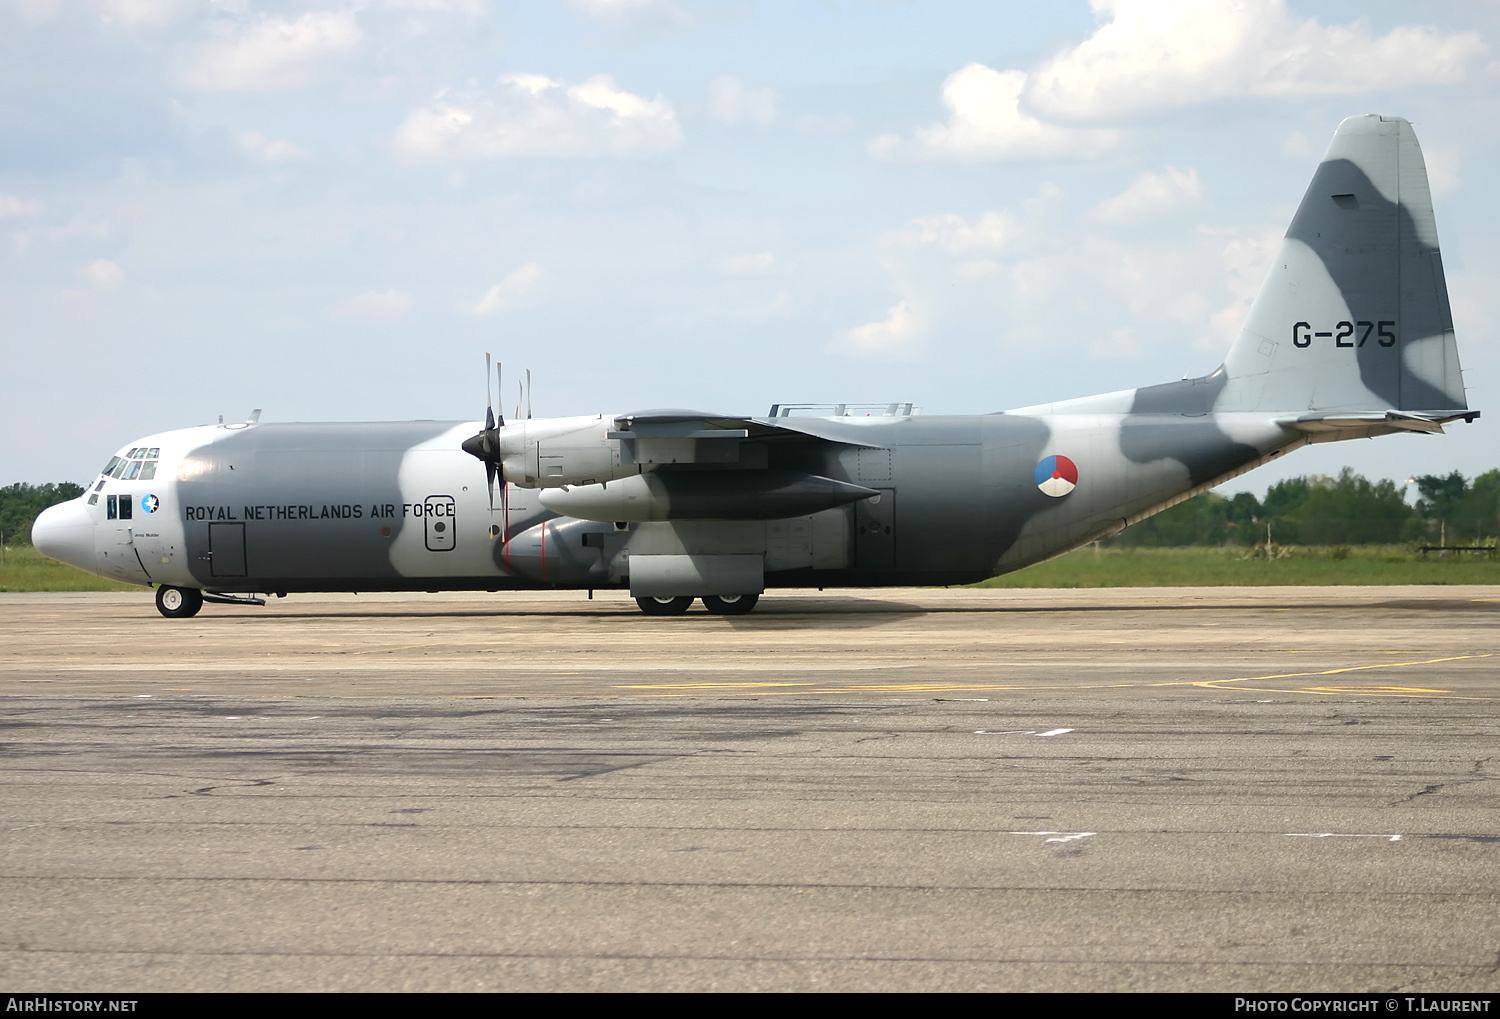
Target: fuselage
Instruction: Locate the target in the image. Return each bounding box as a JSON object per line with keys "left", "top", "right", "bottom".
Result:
{"left": 34, "top": 404, "right": 1300, "bottom": 598}
{"left": 30, "top": 115, "right": 1473, "bottom": 615}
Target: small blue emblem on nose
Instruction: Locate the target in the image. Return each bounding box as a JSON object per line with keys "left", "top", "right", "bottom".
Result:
{"left": 141, "top": 494, "right": 160, "bottom": 514}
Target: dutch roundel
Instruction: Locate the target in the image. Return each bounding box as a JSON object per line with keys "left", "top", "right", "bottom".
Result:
{"left": 1035, "top": 454, "right": 1078, "bottom": 498}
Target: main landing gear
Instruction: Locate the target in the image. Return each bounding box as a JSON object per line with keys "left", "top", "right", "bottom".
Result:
{"left": 633, "top": 594, "right": 760, "bottom": 616}
{"left": 155, "top": 585, "right": 204, "bottom": 619}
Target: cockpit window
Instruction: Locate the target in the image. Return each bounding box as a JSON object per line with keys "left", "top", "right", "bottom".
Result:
{"left": 108, "top": 446, "right": 161, "bottom": 481}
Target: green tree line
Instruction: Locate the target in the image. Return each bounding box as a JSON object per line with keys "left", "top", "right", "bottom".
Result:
{"left": 2, "top": 470, "right": 1498, "bottom": 549}
{"left": 0, "top": 483, "right": 85, "bottom": 545}
{"left": 1114, "top": 469, "right": 1500, "bottom": 547}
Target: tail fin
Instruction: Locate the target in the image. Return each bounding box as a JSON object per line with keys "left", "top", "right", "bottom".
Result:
{"left": 1222, "top": 115, "right": 1469, "bottom": 419}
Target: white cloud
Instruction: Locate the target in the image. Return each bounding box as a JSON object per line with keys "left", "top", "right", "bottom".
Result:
{"left": 0, "top": 194, "right": 41, "bottom": 218}
{"left": 564, "top": 0, "right": 669, "bottom": 23}
{"left": 715, "top": 252, "right": 777, "bottom": 276}
{"left": 1025, "top": 0, "right": 1487, "bottom": 121}
{"left": 707, "top": 76, "right": 777, "bottom": 128}
{"left": 97, "top": 0, "right": 185, "bottom": 29}
{"left": 1203, "top": 224, "right": 1283, "bottom": 351}
{"left": 393, "top": 74, "right": 682, "bottom": 161}
{"left": 235, "top": 129, "right": 306, "bottom": 164}
{"left": 1089, "top": 326, "right": 1146, "bottom": 361}
{"left": 473, "top": 263, "right": 543, "bottom": 315}
{"left": 334, "top": 289, "right": 413, "bottom": 320}
{"left": 385, "top": 0, "right": 484, "bottom": 11}
{"left": 1423, "top": 145, "right": 1460, "bottom": 197}
{"left": 792, "top": 112, "right": 854, "bottom": 134}
{"left": 869, "top": 64, "right": 1118, "bottom": 162}
{"left": 899, "top": 210, "right": 1021, "bottom": 253}
{"left": 839, "top": 300, "right": 921, "bottom": 355}
{"left": 1094, "top": 166, "right": 1202, "bottom": 226}
{"left": 84, "top": 259, "right": 124, "bottom": 290}
{"left": 12, "top": 0, "right": 62, "bottom": 23}
{"left": 180, "top": 12, "right": 361, "bottom": 91}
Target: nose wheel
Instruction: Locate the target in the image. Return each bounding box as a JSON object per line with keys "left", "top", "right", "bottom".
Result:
{"left": 155, "top": 586, "right": 204, "bottom": 619}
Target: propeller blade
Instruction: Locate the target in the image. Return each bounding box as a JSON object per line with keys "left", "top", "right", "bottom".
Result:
{"left": 485, "top": 353, "right": 495, "bottom": 432}
{"left": 496, "top": 361, "right": 504, "bottom": 427}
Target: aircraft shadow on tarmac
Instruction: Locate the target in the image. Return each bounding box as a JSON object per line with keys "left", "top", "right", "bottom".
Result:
{"left": 214, "top": 593, "right": 1498, "bottom": 625}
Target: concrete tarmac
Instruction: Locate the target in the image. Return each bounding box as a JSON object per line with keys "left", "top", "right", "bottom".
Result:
{"left": 1, "top": 587, "right": 1497, "bottom": 992}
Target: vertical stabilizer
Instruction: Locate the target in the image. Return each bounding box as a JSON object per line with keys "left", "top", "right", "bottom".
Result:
{"left": 1221, "top": 115, "right": 1467, "bottom": 416}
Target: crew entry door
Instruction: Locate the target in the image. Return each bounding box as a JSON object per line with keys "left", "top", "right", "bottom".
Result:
{"left": 208, "top": 522, "right": 247, "bottom": 578}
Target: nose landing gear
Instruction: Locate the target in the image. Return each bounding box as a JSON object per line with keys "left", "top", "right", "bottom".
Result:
{"left": 155, "top": 586, "right": 204, "bottom": 619}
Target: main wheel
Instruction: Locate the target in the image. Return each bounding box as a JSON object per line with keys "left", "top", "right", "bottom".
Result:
{"left": 635, "top": 595, "right": 694, "bottom": 616}
{"left": 155, "top": 586, "right": 204, "bottom": 619}
{"left": 702, "top": 593, "right": 759, "bottom": 615}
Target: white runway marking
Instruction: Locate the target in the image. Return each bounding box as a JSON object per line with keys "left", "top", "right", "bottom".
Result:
{"left": 1011, "top": 831, "right": 1095, "bottom": 843}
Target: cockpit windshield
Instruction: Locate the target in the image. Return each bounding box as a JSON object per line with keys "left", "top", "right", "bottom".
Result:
{"left": 105, "top": 447, "right": 160, "bottom": 481}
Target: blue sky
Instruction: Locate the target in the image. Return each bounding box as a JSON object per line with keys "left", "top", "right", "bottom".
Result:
{"left": 3, "top": 0, "right": 1498, "bottom": 497}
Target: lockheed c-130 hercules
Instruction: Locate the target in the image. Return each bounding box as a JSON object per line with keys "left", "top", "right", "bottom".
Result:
{"left": 33, "top": 115, "right": 1477, "bottom": 617}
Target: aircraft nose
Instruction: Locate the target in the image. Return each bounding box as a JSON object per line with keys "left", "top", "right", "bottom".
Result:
{"left": 31, "top": 499, "right": 96, "bottom": 572}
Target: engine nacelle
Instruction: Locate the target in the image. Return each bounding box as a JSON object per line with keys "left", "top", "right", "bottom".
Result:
{"left": 539, "top": 470, "right": 877, "bottom": 522}
{"left": 495, "top": 416, "right": 641, "bottom": 490}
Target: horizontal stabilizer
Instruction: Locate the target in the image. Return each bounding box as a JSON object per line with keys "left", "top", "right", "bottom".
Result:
{"left": 1282, "top": 409, "right": 1478, "bottom": 439}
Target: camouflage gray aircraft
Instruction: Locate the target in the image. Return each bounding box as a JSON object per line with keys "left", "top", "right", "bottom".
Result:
{"left": 34, "top": 115, "right": 1476, "bottom": 618}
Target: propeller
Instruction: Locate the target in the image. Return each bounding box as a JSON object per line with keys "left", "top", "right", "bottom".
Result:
{"left": 462, "top": 355, "right": 533, "bottom": 543}
{"left": 461, "top": 353, "right": 506, "bottom": 514}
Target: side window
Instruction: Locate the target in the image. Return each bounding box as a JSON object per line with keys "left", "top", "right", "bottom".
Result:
{"left": 107, "top": 495, "right": 118, "bottom": 520}
{"left": 119, "top": 497, "right": 133, "bottom": 520}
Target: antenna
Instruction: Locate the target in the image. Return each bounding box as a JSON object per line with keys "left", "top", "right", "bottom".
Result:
{"left": 248, "top": 409, "right": 262, "bottom": 424}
